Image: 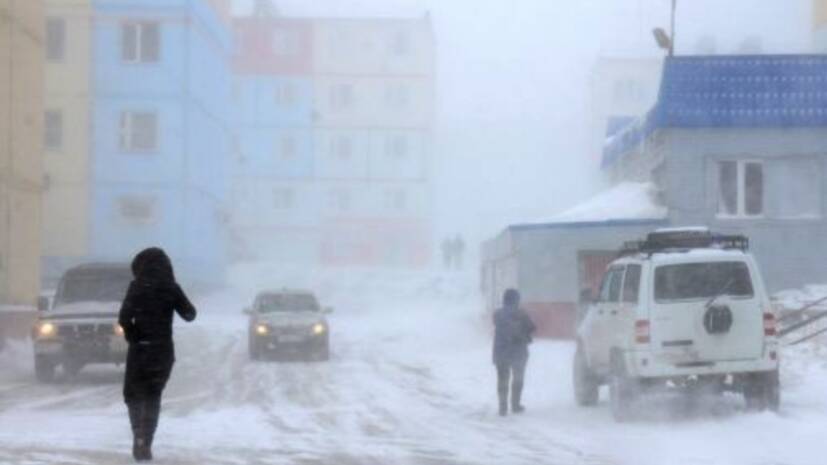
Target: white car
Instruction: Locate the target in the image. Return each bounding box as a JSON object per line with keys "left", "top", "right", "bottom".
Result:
{"left": 573, "top": 229, "right": 779, "bottom": 421}
{"left": 32, "top": 263, "right": 130, "bottom": 382}
{"left": 246, "top": 290, "right": 332, "bottom": 362}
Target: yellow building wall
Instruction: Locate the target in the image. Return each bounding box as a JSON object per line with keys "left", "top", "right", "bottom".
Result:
{"left": 43, "top": 0, "right": 91, "bottom": 259}
{"left": 0, "top": 0, "right": 44, "bottom": 306}
{"left": 815, "top": 0, "right": 827, "bottom": 27}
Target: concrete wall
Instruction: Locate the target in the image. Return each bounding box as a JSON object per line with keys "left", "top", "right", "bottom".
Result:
{"left": 0, "top": 0, "right": 44, "bottom": 306}
{"left": 664, "top": 128, "right": 827, "bottom": 292}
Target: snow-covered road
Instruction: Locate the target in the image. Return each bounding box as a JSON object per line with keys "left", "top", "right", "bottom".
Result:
{"left": 1, "top": 269, "right": 826, "bottom": 465}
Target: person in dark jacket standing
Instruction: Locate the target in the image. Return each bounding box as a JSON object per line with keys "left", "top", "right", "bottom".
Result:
{"left": 119, "top": 248, "right": 196, "bottom": 461}
{"left": 492, "top": 288, "right": 536, "bottom": 416}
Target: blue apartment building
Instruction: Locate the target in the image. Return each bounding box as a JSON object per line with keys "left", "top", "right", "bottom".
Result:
{"left": 230, "top": 17, "right": 318, "bottom": 262}
{"left": 90, "top": 0, "right": 232, "bottom": 285}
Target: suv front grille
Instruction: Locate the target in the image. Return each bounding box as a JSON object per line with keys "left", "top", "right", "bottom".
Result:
{"left": 57, "top": 323, "right": 114, "bottom": 339}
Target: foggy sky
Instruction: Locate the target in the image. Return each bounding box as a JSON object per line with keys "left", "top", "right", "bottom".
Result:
{"left": 233, "top": 0, "right": 811, "bottom": 247}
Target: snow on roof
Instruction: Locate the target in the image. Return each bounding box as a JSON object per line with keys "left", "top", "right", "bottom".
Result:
{"left": 546, "top": 182, "right": 667, "bottom": 224}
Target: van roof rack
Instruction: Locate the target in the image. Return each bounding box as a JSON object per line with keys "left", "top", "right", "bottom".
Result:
{"left": 618, "top": 228, "right": 749, "bottom": 257}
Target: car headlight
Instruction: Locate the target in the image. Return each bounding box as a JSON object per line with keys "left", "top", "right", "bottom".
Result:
{"left": 114, "top": 324, "right": 125, "bottom": 337}
{"left": 255, "top": 324, "right": 270, "bottom": 336}
{"left": 37, "top": 322, "right": 56, "bottom": 338}
{"left": 312, "top": 323, "right": 326, "bottom": 335}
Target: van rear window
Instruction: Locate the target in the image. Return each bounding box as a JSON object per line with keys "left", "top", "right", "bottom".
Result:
{"left": 654, "top": 262, "right": 754, "bottom": 302}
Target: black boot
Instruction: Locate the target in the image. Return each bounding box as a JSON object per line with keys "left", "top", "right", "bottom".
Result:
{"left": 141, "top": 397, "right": 162, "bottom": 461}
{"left": 128, "top": 401, "right": 150, "bottom": 461}
{"left": 511, "top": 380, "right": 525, "bottom": 414}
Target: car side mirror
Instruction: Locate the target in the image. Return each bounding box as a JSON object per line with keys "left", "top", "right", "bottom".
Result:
{"left": 323, "top": 307, "right": 334, "bottom": 314}
{"left": 242, "top": 307, "right": 253, "bottom": 316}
{"left": 37, "top": 296, "right": 50, "bottom": 312}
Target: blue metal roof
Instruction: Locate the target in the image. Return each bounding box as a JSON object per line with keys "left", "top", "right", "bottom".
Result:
{"left": 603, "top": 55, "right": 827, "bottom": 167}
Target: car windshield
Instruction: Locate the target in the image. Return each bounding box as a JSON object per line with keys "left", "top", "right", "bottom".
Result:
{"left": 56, "top": 269, "right": 132, "bottom": 305}
{"left": 258, "top": 294, "right": 319, "bottom": 313}
{"left": 655, "top": 261, "right": 754, "bottom": 302}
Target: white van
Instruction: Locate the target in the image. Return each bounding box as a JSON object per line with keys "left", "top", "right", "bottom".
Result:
{"left": 574, "top": 228, "right": 779, "bottom": 421}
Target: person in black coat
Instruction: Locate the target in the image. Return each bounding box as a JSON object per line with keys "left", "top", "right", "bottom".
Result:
{"left": 492, "top": 288, "right": 536, "bottom": 416}
{"left": 119, "top": 247, "right": 196, "bottom": 461}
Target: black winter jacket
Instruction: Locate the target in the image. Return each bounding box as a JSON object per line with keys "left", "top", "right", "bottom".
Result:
{"left": 118, "top": 248, "right": 196, "bottom": 345}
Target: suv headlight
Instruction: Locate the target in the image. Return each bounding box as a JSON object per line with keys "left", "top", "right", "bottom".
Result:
{"left": 36, "top": 322, "right": 56, "bottom": 338}
{"left": 312, "top": 323, "right": 326, "bottom": 336}
{"left": 255, "top": 324, "right": 270, "bottom": 336}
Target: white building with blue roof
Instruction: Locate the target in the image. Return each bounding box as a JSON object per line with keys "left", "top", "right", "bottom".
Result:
{"left": 483, "top": 54, "right": 827, "bottom": 339}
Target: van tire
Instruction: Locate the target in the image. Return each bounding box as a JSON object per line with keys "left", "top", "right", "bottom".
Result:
{"left": 35, "top": 356, "right": 56, "bottom": 383}
{"left": 248, "top": 337, "right": 262, "bottom": 361}
{"left": 573, "top": 345, "right": 599, "bottom": 406}
{"left": 609, "top": 353, "right": 638, "bottom": 422}
{"left": 745, "top": 370, "right": 780, "bottom": 412}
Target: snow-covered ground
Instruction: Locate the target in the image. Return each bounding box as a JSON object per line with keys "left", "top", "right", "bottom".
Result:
{"left": 1, "top": 266, "right": 826, "bottom": 465}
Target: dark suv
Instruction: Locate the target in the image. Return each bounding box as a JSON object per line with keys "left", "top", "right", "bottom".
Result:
{"left": 246, "top": 290, "right": 332, "bottom": 362}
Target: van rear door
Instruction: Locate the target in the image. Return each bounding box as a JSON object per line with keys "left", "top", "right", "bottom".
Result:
{"left": 649, "top": 259, "right": 763, "bottom": 364}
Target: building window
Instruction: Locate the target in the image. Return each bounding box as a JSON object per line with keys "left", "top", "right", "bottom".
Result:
{"left": 273, "top": 188, "right": 294, "bottom": 210}
{"left": 391, "top": 31, "right": 411, "bottom": 56}
{"left": 718, "top": 160, "right": 763, "bottom": 217}
{"left": 384, "top": 189, "right": 407, "bottom": 211}
{"left": 275, "top": 82, "right": 297, "bottom": 107}
{"left": 333, "top": 135, "right": 353, "bottom": 160}
{"left": 272, "top": 29, "right": 299, "bottom": 56}
{"left": 120, "top": 111, "right": 158, "bottom": 152}
{"left": 385, "top": 135, "right": 408, "bottom": 159}
{"left": 44, "top": 110, "right": 63, "bottom": 150}
{"left": 118, "top": 196, "right": 156, "bottom": 223}
{"left": 329, "top": 189, "right": 351, "bottom": 211}
{"left": 385, "top": 83, "right": 411, "bottom": 109}
{"left": 279, "top": 135, "right": 297, "bottom": 159}
{"left": 330, "top": 84, "right": 354, "bottom": 110}
{"left": 122, "top": 22, "right": 160, "bottom": 63}
{"left": 46, "top": 18, "right": 66, "bottom": 62}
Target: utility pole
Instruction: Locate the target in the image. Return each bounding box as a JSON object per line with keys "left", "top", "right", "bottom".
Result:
{"left": 669, "top": 0, "right": 677, "bottom": 56}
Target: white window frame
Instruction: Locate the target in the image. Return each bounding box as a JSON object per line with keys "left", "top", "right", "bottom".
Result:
{"left": 119, "top": 111, "right": 159, "bottom": 153}
{"left": 272, "top": 29, "right": 299, "bottom": 56}
{"left": 275, "top": 82, "right": 297, "bottom": 107}
{"left": 279, "top": 135, "right": 297, "bottom": 159}
{"left": 46, "top": 17, "right": 66, "bottom": 62}
{"left": 328, "top": 189, "right": 351, "bottom": 212}
{"left": 273, "top": 188, "right": 294, "bottom": 210}
{"left": 330, "top": 83, "right": 354, "bottom": 110}
{"left": 717, "top": 159, "right": 764, "bottom": 219}
{"left": 384, "top": 189, "right": 407, "bottom": 211}
{"left": 44, "top": 109, "right": 63, "bottom": 151}
{"left": 117, "top": 196, "right": 157, "bottom": 224}
{"left": 122, "top": 21, "right": 160, "bottom": 64}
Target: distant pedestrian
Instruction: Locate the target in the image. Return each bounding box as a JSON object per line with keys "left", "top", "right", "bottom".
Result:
{"left": 441, "top": 237, "right": 453, "bottom": 270}
{"left": 119, "top": 247, "right": 196, "bottom": 462}
{"left": 453, "top": 235, "right": 466, "bottom": 270}
{"left": 492, "top": 289, "right": 536, "bottom": 416}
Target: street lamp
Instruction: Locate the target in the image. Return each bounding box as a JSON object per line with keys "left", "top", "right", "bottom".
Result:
{"left": 652, "top": 0, "right": 677, "bottom": 56}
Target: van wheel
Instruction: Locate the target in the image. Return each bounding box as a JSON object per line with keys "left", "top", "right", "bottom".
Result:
{"left": 248, "top": 337, "right": 261, "bottom": 361}
{"left": 573, "top": 345, "right": 599, "bottom": 406}
{"left": 35, "top": 356, "right": 56, "bottom": 383}
{"left": 609, "top": 357, "right": 638, "bottom": 422}
{"left": 744, "top": 370, "right": 780, "bottom": 412}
